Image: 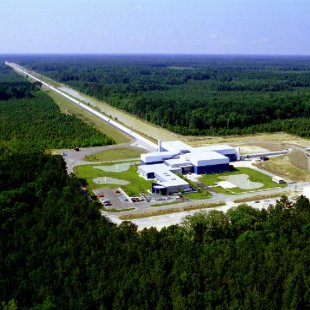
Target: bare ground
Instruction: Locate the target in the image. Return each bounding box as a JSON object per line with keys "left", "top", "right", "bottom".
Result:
{"left": 256, "top": 155, "right": 310, "bottom": 182}
{"left": 183, "top": 132, "right": 310, "bottom": 148}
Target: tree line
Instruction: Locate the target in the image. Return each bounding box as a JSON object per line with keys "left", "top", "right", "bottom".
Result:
{"left": 15, "top": 55, "right": 310, "bottom": 137}
{"left": 1, "top": 148, "right": 309, "bottom": 309}
{"left": 0, "top": 63, "right": 114, "bottom": 151}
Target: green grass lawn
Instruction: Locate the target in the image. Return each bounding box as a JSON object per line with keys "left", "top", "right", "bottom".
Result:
{"left": 74, "top": 161, "right": 152, "bottom": 196}
{"left": 199, "top": 167, "right": 287, "bottom": 195}
{"left": 184, "top": 190, "right": 212, "bottom": 200}
{"left": 84, "top": 147, "right": 145, "bottom": 161}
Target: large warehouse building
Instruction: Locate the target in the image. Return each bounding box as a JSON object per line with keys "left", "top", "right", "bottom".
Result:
{"left": 139, "top": 141, "right": 240, "bottom": 194}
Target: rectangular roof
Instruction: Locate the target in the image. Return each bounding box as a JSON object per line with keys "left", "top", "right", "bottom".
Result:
{"left": 161, "top": 141, "right": 193, "bottom": 153}
{"left": 139, "top": 163, "right": 189, "bottom": 187}
{"left": 189, "top": 151, "right": 228, "bottom": 161}
{"left": 141, "top": 151, "right": 178, "bottom": 162}
{"left": 139, "top": 163, "right": 168, "bottom": 173}
{"left": 164, "top": 158, "right": 192, "bottom": 166}
{"left": 192, "top": 144, "right": 235, "bottom": 153}
{"left": 188, "top": 151, "right": 229, "bottom": 166}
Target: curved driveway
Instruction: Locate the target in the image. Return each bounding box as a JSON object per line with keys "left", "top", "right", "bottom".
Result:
{"left": 63, "top": 142, "right": 147, "bottom": 173}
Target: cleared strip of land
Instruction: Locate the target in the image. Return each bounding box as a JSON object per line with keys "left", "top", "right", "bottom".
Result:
{"left": 6, "top": 62, "right": 158, "bottom": 151}
{"left": 46, "top": 89, "right": 130, "bottom": 144}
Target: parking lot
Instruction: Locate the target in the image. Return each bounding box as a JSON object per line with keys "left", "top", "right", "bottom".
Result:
{"left": 93, "top": 187, "right": 151, "bottom": 210}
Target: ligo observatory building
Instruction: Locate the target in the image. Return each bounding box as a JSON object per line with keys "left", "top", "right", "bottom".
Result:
{"left": 138, "top": 141, "right": 240, "bottom": 195}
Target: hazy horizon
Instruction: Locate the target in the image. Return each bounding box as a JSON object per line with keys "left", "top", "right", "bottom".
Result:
{"left": 0, "top": 0, "right": 309, "bottom": 55}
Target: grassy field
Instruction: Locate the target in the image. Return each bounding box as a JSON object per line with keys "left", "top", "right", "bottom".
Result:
{"left": 84, "top": 147, "right": 145, "bottom": 161}
{"left": 288, "top": 150, "right": 309, "bottom": 171}
{"left": 185, "top": 132, "right": 310, "bottom": 148}
{"left": 256, "top": 155, "right": 310, "bottom": 182}
{"left": 74, "top": 161, "right": 152, "bottom": 196}
{"left": 150, "top": 200, "right": 183, "bottom": 207}
{"left": 198, "top": 167, "right": 286, "bottom": 194}
{"left": 45, "top": 89, "right": 130, "bottom": 144}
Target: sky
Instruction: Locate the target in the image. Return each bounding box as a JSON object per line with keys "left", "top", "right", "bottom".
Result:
{"left": 0, "top": 0, "right": 309, "bottom": 55}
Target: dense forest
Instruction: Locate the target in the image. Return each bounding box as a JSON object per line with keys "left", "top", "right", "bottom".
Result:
{"left": 0, "top": 63, "right": 114, "bottom": 150}
{"left": 1, "top": 148, "right": 310, "bottom": 309}
{"left": 1, "top": 58, "right": 309, "bottom": 309}
{"left": 13, "top": 54, "right": 310, "bottom": 137}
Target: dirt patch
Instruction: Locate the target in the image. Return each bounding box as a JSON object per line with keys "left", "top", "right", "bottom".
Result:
{"left": 239, "top": 145, "right": 269, "bottom": 155}
{"left": 238, "top": 143, "right": 287, "bottom": 154}
{"left": 288, "top": 150, "right": 309, "bottom": 171}
{"left": 184, "top": 133, "right": 310, "bottom": 148}
{"left": 256, "top": 155, "right": 310, "bottom": 182}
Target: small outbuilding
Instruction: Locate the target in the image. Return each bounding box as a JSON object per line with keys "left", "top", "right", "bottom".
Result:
{"left": 303, "top": 186, "right": 310, "bottom": 199}
{"left": 272, "top": 176, "right": 286, "bottom": 184}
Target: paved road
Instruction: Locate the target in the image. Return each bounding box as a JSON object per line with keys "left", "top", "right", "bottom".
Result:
{"left": 5, "top": 61, "right": 158, "bottom": 152}
{"left": 62, "top": 142, "right": 147, "bottom": 173}
{"left": 103, "top": 180, "right": 303, "bottom": 216}
{"left": 105, "top": 182, "right": 309, "bottom": 230}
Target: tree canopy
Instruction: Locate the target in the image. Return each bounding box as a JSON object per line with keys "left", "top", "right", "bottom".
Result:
{"left": 1, "top": 149, "right": 309, "bottom": 309}
{"left": 0, "top": 63, "right": 114, "bottom": 151}
{"left": 14, "top": 54, "right": 310, "bottom": 137}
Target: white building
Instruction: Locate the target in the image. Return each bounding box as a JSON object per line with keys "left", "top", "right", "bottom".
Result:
{"left": 160, "top": 141, "right": 193, "bottom": 153}
{"left": 303, "top": 186, "right": 310, "bottom": 199}
{"left": 138, "top": 140, "right": 239, "bottom": 194}
{"left": 138, "top": 164, "right": 191, "bottom": 195}
{"left": 141, "top": 151, "right": 178, "bottom": 165}
{"left": 183, "top": 151, "right": 230, "bottom": 174}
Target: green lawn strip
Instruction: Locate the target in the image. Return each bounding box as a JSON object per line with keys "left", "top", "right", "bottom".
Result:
{"left": 101, "top": 207, "right": 136, "bottom": 212}
{"left": 150, "top": 200, "right": 182, "bottom": 207}
{"left": 84, "top": 147, "right": 145, "bottom": 161}
{"left": 119, "top": 201, "right": 225, "bottom": 220}
{"left": 199, "top": 167, "right": 286, "bottom": 195}
{"left": 185, "top": 191, "right": 212, "bottom": 200}
{"left": 74, "top": 161, "right": 152, "bottom": 196}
